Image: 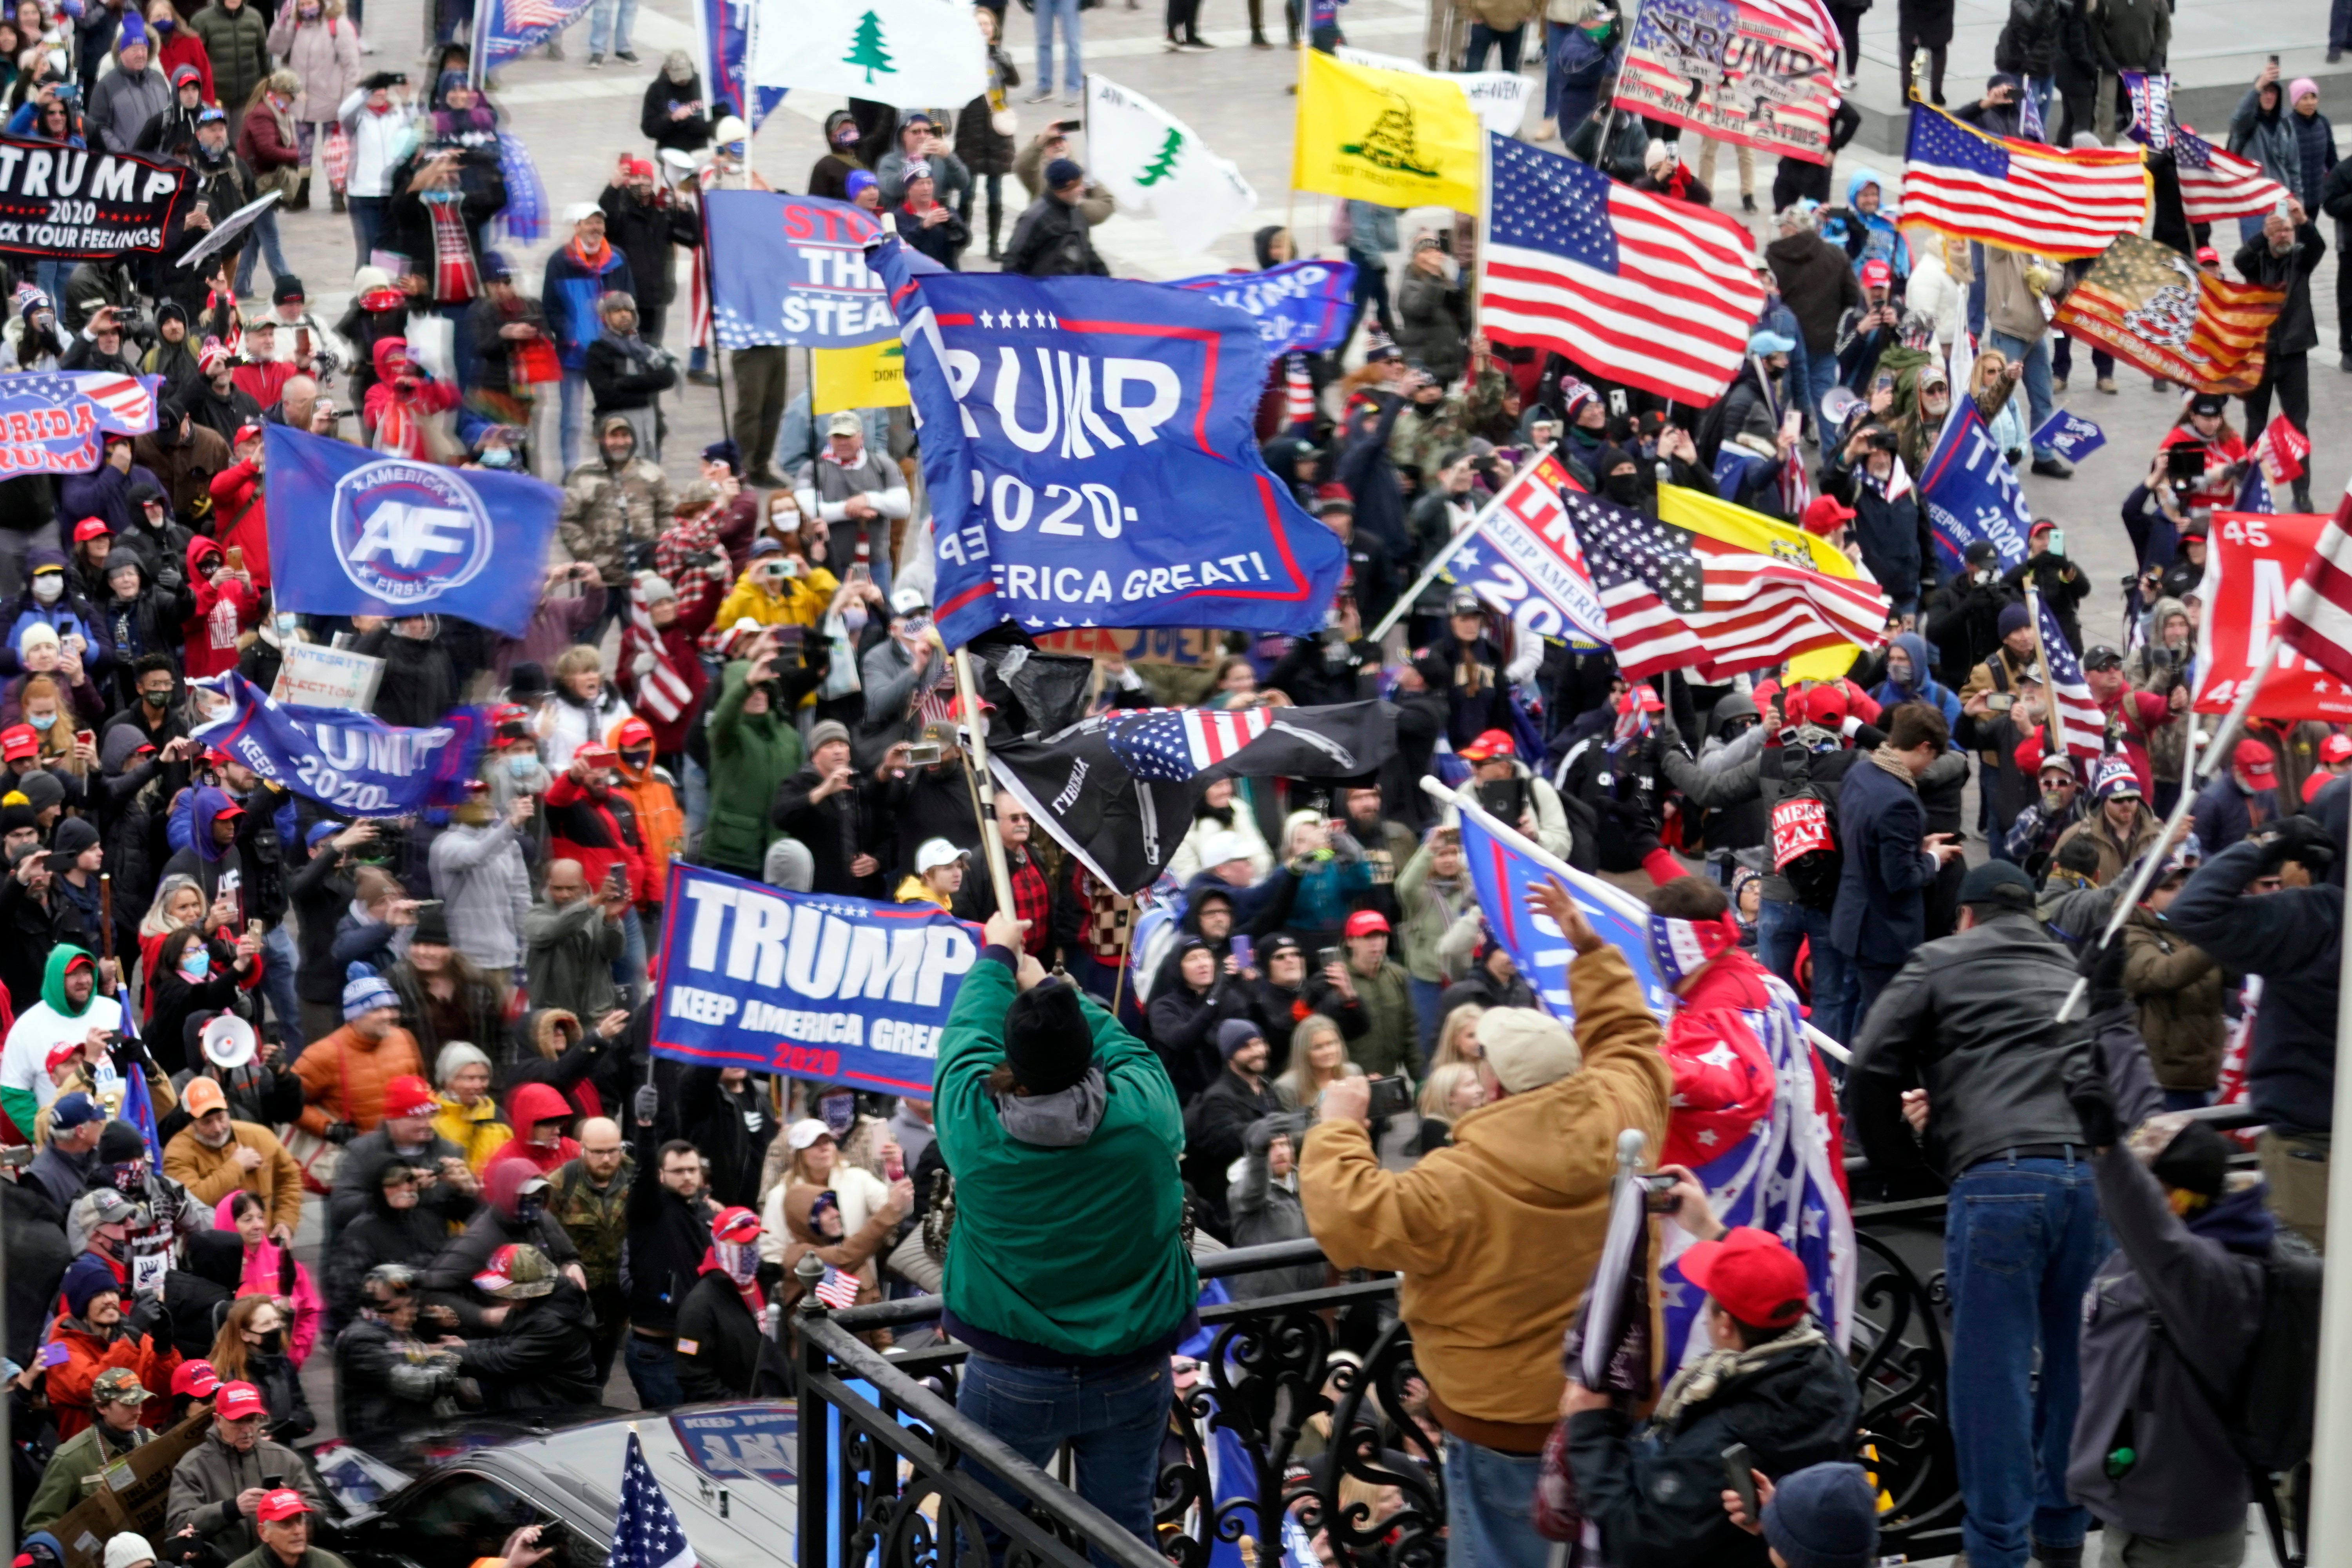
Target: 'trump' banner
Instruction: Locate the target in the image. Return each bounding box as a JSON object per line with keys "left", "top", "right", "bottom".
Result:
{"left": 704, "top": 190, "right": 895, "bottom": 350}
{"left": 191, "top": 675, "right": 487, "bottom": 817}
{"left": 1445, "top": 451, "right": 1610, "bottom": 648}
{"left": 2192, "top": 508, "right": 2352, "bottom": 722}
{"left": 695, "top": 0, "right": 784, "bottom": 129}
{"left": 263, "top": 426, "right": 561, "bottom": 638}
{"left": 876, "top": 237, "right": 1348, "bottom": 650}
{"left": 1163, "top": 259, "right": 1358, "bottom": 356}
{"left": 651, "top": 862, "right": 979, "bottom": 1094}
{"left": 0, "top": 140, "right": 188, "bottom": 256}
{"left": 0, "top": 371, "right": 158, "bottom": 473}
{"left": 1916, "top": 401, "right": 2033, "bottom": 573}
{"left": 1614, "top": 0, "right": 1841, "bottom": 163}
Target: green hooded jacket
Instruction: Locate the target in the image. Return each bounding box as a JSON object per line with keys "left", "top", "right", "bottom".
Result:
{"left": 702, "top": 662, "right": 804, "bottom": 877}
{"left": 0, "top": 946, "right": 96, "bottom": 1133}
{"left": 935, "top": 957, "right": 1197, "bottom": 1358}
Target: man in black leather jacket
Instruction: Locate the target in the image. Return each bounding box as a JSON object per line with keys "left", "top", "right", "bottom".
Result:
{"left": 1843, "top": 858, "right": 2100, "bottom": 1568}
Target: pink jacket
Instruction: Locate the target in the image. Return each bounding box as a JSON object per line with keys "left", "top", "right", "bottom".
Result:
{"left": 212, "top": 1192, "right": 324, "bottom": 1365}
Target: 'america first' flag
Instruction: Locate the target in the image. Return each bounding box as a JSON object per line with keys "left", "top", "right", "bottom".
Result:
{"left": 0, "top": 370, "right": 160, "bottom": 474}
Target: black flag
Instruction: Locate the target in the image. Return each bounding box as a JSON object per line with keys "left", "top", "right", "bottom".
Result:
{"left": 986, "top": 701, "right": 1398, "bottom": 894}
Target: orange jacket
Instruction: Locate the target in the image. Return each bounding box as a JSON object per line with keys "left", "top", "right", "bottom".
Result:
{"left": 608, "top": 719, "right": 685, "bottom": 899}
{"left": 44, "top": 1319, "right": 180, "bottom": 1439}
{"left": 290, "top": 1024, "right": 426, "bottom": 1135}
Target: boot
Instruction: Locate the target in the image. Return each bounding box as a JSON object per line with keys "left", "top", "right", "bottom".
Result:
{"left": 290, "top": 175, "right": 311, "bottom": 212}
{"left": 2295, "top": 477, "right": 2315, "bottom": 512}
{"left": 330, "top": 185, "right": 346, "bottom": 214}
{"left": 987, "top": 205, "right": 1003, "bottom": 262}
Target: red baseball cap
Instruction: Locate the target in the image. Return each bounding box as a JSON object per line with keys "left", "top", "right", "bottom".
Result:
{"left": 1459, "top": 729, "right": 1515, "bottom": 762}
{"left": 2321, "top": 734, "right": 2352, "bottom": 766}
{"left": 575, "top": 741, "right": 618, "bottom": 766}
{"left": 711, "top": 1205, "right": 762, "bottom": 1243}
{"left": 72, "top": 517, "right": 109, "bottom": 543}
{"left": 1798, "top": 495, "right": 1854, "bottom": 537}
{"left": 256, "top": 1488, "right": 312, "bottom": 1523}
{"left": 215, "top": 1380, "right": 266, "bottom": 1421}
{"left": 233, "top": 423, "right": 264, "bottom": 445}
{"left": 2234, "top": 739, "right": 2278, "bottom": 786}
{"left": 1343, "top": 909, "right": 1390, "bottom": 939}
{"left": 1859, "top": 258, "right": 1893, "bottom": 289}
{"left": 613, "top": 718, "right": 654, "bottom": 751}
{"left": 1677, "top": 1226, "right": 1810, "bottom": 1328}
{"left": 172, "top": 1359, "right": 222, "bottom": 1398}
{"left": 1800, "top": 682, "right": 1849, "bottom": 730}
{"left": 383, "top": 1074, "right": 439, "bottom": 1119}
{"left": 1, "top": 724, "right": 37, "bottom": 762}
{"left": 44, "top": 1038, "right": 83, "bottom": 1073}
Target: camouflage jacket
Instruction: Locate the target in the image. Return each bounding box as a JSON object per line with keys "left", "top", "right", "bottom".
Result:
{"left": 548, "top": 1152, "right": 634, "bottom": 1288}
{"left": 557, "top": 456, "right": 673, "bottom": 585}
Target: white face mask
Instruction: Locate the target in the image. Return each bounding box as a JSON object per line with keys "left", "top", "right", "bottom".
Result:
{"left": 30, "top": 574, "right": 61, "bottom": 604}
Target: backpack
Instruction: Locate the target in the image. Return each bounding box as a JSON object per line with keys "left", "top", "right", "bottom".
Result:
{"left": 2215, "top": 1235, "right": 2324, "bottom": 1475}
{"left": 1769, "top": 751, "right": 1844, "bottom": 912}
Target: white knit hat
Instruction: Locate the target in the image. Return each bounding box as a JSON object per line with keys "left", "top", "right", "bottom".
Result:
{"left": 1475, "top": 1007, "right": 1581, "bottom": 1095}
{"left": 105, "top": 1535, "right": 157, "bottom": 1568}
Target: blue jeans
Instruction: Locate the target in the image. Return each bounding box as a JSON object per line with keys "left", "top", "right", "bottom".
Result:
{"left": 1410, "top": 976, "right": 1446, "bottom": 1056}
{"left": 588, "top": 0, "right": 636, "bottom": 54}
{"left": 1755, "top": 897, "right": 1856, "bottom": 1044}
{"left": 558, "top": 369, "right": 590, "bottom": 472}
{"left": 261, "top": 925, "right": 301, "bottom": 1052}
{"left": 232, "top": 206, "right": 290, "bottom": 297}
{"left": 348, "top": 195, "right": 388, "bottom": 269}
{"left": 624, "top": 1331, "right": 683, "bottom": 1408}
{"left": 1442, "top": 1434, "right": 1548, "bottom": 1568}
{"left": 1034, "top": 0, "right": 1082, "bottom": 95}
{"left": 1945, "top": 1153, "right": 2104, "bottom": 1568}
{"left": 955, "top": 1352, "right": 1166, "bottom": 1565}
{"left": 1985, "top": 327, "right": 2056, "bottom": 460}
{"left": 1463, "top": 21, "right": 1521, "bottom": 71}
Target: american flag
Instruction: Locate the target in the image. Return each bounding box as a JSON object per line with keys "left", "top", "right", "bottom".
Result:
{"left": 610, "top": 1432, "right": 696, "bottom": 1568}
{"left": 1104, "top": 706, "right": 1272, "bottom": 781}
{"left": 485, "top": 0, "right": 593, "bottom": 63}
{"left": 1565, "top": 490, "right": 1889, "bottom": 682}
{"left": 811, "top": 1265, "right": 862, "bottom": 1309}
{"left": 1615, "top": 0, "right": 1840, "bottom": 159}
{"left": 1900, "top": 105, "right": 2151, "bottom": 258}
{"left": 1478, "top": 134, "right": 1765, "bottom": 405}
{"left": 2279, "top": 469, "right": 2352, "bottom": 685}
{"left": 623, "top": 580, "right": 695, "bottom": 725}
{"left": 0, "top": 371, "right": 158, "bottom": 431}
{"left": 2036, "top": 597, "right": 2106, "bottom": 758}
{"left": 2172, "top": 124, "right": 2290, "bottom": 224}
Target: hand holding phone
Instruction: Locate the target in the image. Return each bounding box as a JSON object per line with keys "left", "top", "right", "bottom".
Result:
{"left": 1721, "top": 1444, "right": 1760, "bottom": 1529}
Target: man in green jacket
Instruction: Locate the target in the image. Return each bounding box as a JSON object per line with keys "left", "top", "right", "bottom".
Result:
{"left": 23, "top": 1367, "right": 152, "bottom": 1530}
{"left": 934, "top": 909, "right": 1196, "bottom": 1549}
{"left": 191, "top": 0, "right": 270, "bottom": 122}
{"left": 702, "top": 645, "right": 806, "bottom": 879}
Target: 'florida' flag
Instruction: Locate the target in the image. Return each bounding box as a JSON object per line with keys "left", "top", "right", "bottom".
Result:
{"left": 612, "top": 1431, "right": 696, "bottom": 1568}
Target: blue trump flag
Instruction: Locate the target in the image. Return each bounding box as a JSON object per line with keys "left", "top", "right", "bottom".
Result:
{"left": 480, "top": 0, "right": 597, "bottom": 66}
{"left": 191, "top": 674, "right": 490, "bottom": 817}
{"left": 0, "top": 371, "right": 160, "bottom": 474}
{"left": 262, "top": 426, "right": 560, "bottom": 638}
{"left": 695, "top": 0, "right": 785, "bottom": 130}
{"left": 2031, "top": 409, "right": 2106, "bottom": 466}
{"left": 704, "top": 191, "right": 897, "bottom": 350}
{"left": 1916, "top": 401, "right": 2033, "bottom": 574}
{"left": 873, "top": 236, "right": 1349, "bottom": 650}
{"left": 1163, "top": 259, "right": 1359, "bottom": 356}
{"left": 651, "top": 862, "right": 980, "bottom": 1095}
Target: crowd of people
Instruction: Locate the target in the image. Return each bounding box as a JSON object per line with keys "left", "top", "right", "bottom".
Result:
{"left": 0, "top": 0, "right": 2334, "bottom": 1566}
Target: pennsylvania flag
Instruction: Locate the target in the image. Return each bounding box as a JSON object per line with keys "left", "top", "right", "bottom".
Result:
{"left": 2053, "top": 233, "right": 2284, "bottom": 395}
{"left": 1653, "top": 484, "right": 1889, "bottom": 680}
{"left": 1292, "top": 50, "right": 1482, "bottom": 216}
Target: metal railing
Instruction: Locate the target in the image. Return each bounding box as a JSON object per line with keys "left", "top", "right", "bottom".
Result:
{"left": 792, "top": 1202, "right": 1960, "bottom": 1568}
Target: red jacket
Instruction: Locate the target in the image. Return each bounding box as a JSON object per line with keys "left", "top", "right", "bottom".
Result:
{"left": 182, "top": 535, "right": 258, "bottom": 678}
{"left": 44, "top": 1319, "right": 181, "bottom": 1439}
{"left": 211, "top": 459, "right": 271, "bottom": 591}
{"left": 154, "top": 33, "right": 216, "bottom": 104}
{"left": 1658, "top": 950, "right": 1846, "bottom": 1204}
{"left": 543, "top": 773, "right": 651, "bottom": 902}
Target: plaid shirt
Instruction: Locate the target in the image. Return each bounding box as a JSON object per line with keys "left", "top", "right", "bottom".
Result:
{"left": 1009, "top": 849, "right": 1051, "bottom": 956}
{"left": 653, "top": 509, "right": 735, "bottom": 630}
{"left": 1066, "top": 863, "right": 1131, "bottom": 963}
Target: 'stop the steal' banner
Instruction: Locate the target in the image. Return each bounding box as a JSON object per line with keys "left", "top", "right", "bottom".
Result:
{"left": 652, "top": 862, "right": 978, "bottom": 1094}
{"left": 191, "top": 675, "right": 488, "bottom": 817}
{"left": 1164, "top": 259, "right": 1358, "bottom": 357}
{"left": 705, "top": 189, "right": 896, "bottom": 350}
{"left": 875, "top": 237, "right": 1348, "bottom": 651}
{"left": 1615, "top": 0, "right": 1842, "bottom": 163}
{"left": 263, "top": 425, "right": 560, "bottom": 638}
{"left": 0, "top": 371, "right": 159, "bottom": 474}
{"left": 0, "top": 139, "right": 188, "bottom": 256}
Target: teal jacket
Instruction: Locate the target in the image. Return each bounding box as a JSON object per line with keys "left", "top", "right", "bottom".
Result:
{"left": 936, "top": 956, "right": 1196, "bottom": 1358}
{"left": 703, "top": 661, "right": 803, "bottom": 877}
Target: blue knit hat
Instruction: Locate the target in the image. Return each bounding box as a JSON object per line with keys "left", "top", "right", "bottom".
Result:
{"left": 1760, "top": 1463, "right": 1878, "bottom": 1568}
{"left": 62, "top": 1254, "right": 121, "bottom": 1318}
{"left": 343, "top": 971, "right": 398, "bottom": 1021}
{"left": 114, "top": 13, "right": 147, "bottom": 51}
{"left": 1216, "top": 1018, "right": 1263, "bottom": 1061}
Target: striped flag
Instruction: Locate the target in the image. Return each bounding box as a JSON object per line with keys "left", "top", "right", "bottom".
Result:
{"left": 2036, "top": 597, "right": 2106, "bottom": 758}
{"left": 2172, "top": 124, "right": 2291, "bottom": 224}
{"left": 1104, "top": 707, "right": 1274, "bottom": 779}
{"left": 1900, "top": 104, "right": 2150, "bottom": 258}
{"left": 1446, "top": 452, "right": 1613, "bottom": 648}
{"left": 812, "top": 1265, "right": 861, "bottom": 1309}
{"left": 1614, "top": 0, "right": 1842, "bottom": 163}
{"left": 624, "top": 581, "right": 695, "bottom": 725}
{"left": 2051, "top": 233, "right": 2283, "bottom": 395}
{"left": 1565, "top": 488, "right": 1890, "bottom": 682}
{"left": 2279, "top": 471, "right": 2352, "bottom": 685}
{"left": 1479, "top": 133, "right": 1766, "bottom": 405}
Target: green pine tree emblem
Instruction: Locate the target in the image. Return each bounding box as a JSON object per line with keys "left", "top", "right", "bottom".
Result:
{"left": 842, "top": 9, "right": 896, "bottom": 84}
{"left": 1134, "top": 127, "right": 1183, "bottom": 188}
{"left": 1341, "top": 95, "right": 1439, "bottom": 178}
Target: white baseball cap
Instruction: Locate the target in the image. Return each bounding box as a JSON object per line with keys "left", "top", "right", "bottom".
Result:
{"left": 916, "top": 838, "right": 969, "bottom": 875}
{"left": 786, "top": 1118, "right": 835, "bottom": 1151}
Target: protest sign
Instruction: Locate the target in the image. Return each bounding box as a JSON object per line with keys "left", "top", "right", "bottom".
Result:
{"left": 652, "top": 862, "right": 980, "bottom": 1094}
{"left": 812, "top": 338, "right": 909, "bottom": 413}
{"left": 705, "top": 190, "right": 895, "bottom": 350}
{"left": 263, "top": 426, "right": 560, "bottom": 638}
{"left": 1916, "top": 401, "right": 2033, "bottom": 573}
{"left": 875, "top": 238, "right": 1347, "bottom": 651}
{"left": 1615, "top": 0, "right": 1841, "bottom": 162}
{"left": 269, "top": 642, "right": 386, "bottom": 713}
{"left": 192, "top": 674, "right": 488, "bottom": 817}
{"left": 1332, "top": 45, "right": 1531, "bottom": 134}
{"left": 0, "top": 140, "right": 188, "bottom": 257}
{"left": 1162, "top": 258, "right": 1358, "bottom": 356}
{"left": 0, "top": 372, "right": 159, "bottom": 474}
{"left": 2193, "top": 508, "right": 2352, "bottom": 722}
{"left": 2031, "top": 409, "right": 2106, "bottom": 465}
{"left": 51, "top": 1409, "right": 212, "bottom": 1568}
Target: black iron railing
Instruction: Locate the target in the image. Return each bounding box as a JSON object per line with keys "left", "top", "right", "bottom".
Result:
{"left": 793, "top": 1200, "right": 1959, "bottom": 1568}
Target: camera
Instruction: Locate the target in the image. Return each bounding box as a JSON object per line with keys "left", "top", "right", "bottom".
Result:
{"left": 1864, "top": 428, "right": 1900, "bottom": 453}
{"left": 1366, "top": 1075, "right": 1412, "bottom": 1118}
{"left": 905, "top": 740, "right": 943, "bottom": 767}
{"left": 1640, "top": 1172, "right": 1682, "bottom": 1213}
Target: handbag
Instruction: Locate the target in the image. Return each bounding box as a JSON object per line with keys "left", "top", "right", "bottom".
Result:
{"left": 991, "top": 106, "right": 1018, "bottom": 138}
{"left": 280, "top": 1041, "right": 348, "bottom": 1195}
{"left": 513, "top": 335, "right": 561, "bottom": 385}
{"left": 321, "top": 122, "right": 350, "bottom": 192}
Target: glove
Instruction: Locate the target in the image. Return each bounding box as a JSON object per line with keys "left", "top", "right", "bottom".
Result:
{"left": 2065, "top": 1046, "right": 2121, "bottom": 1150}
{"left": 126, "top": 1294, "right": 171, "bottom": 1341}
{"left": 323, "top": 1120, "right": 356, "bottom": 1145}
{"left": 633, "top": 1083, "right": 659, "bottom": 1126}
{"left": 2256, "top": 811, "right": 2338, "bottom": 876}
{"left": 2080, "top": 933, "right": 2128, "bottom": 1016}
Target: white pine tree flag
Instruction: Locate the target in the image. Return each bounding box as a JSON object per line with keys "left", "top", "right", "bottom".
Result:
{"left": 750, "top": 0, "right": 987, "bottom": 111}
{"left": 1084, "top": 75, "right": 1258, "bottom": 262}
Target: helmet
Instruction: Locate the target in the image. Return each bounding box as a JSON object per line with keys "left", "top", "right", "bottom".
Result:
{"left": 472, "top": 1243, "right": 556, "bottom": 1299}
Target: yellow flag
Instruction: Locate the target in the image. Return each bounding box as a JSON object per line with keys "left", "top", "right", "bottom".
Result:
{"left": 812, "top": 338, "right": 910, "bottom": 414}
{"left": 1655, "top": 483, "right": 1880, "bottom": 681}
{"left": 1291, "top": 50, "right": 1482, "bottom": 216}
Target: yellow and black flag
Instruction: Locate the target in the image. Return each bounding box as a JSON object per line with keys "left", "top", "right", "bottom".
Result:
{"left": 1291, "top": 50, "right": 1482, "bottom": 215}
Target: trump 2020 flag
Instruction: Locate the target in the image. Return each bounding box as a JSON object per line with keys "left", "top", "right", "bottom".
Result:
{"left": 191, "top": 674, "right": 489, "bottom": 817}
{"left": 751, "top": 0, "right": 985, "bottom": 111}
{"left": 873, "top": 237, "right": 1348, "bottom": 650}
{"left": 262, "top": 426, "right": 559, "bottom": 639}
{"left": 1915, "top": 399, "right": 2033, "bottom": 575}
{"left": 704, "top": 191, "right": 895, "bottom": 351}
{"left": 1441, "top": 451, "right": 1611, "bottom": 649}
{"left": 612, "top": 1431, "right": 696, "bottom": 1568}
{"left": 1163, "top": 258, "right": 1358, "bottom": 356}
{"left": 1085, "top": 75, "right": 1257, "bottom": 263}
{"left": 696, "top": 0, "right": 784, "bottom": 130}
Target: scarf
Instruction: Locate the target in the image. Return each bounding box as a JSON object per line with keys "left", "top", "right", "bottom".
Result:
{"left": 568, "top": 233, "right": 612, "bottom": 273}
{"left": 701, "top": 1243, "right": 765, "bottom": 1318}
{"left": 1867, "top": 742, "right": 1919, "bottom": 788}
{"left": 1648, "top": 909, "right": 1741, "bottom": 989}
{"left": 426, "top": 192, "right": 478, "bottom": 306}
{"left": 1650, "top": 1322, "right": 1826, "bottom": 1424}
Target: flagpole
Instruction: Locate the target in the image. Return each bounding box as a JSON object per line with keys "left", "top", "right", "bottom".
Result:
{"left": 742, "top": 0, "right": 759, "bottom": 189}
{"left": 1286, "top": 38, "right": 1306, "bottom": 246}
{"left": 1365, "top": 441, "right": 1557, "bottom": 642}
{"left": 953, "top": 648, "right": 1020, "bottom": 928}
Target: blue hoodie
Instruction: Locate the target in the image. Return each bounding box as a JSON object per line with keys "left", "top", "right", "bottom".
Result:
{"left": 1869, "top": 631, "right": 1961, "bottom": 728}
{"left": 1823, "top": 168, "right": 1911, "bottom": 283}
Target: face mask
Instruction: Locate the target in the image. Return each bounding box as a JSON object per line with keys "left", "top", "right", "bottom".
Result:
{"left": 2040, "top": 788, "right": 2069, "bottom": 815}
{"left": 30, "top": 575, "right": 60, "bottom": 603}
{"left": 1602, "top": 472, "right": 1641, "bottom": 505}
{"left": 717, "top": 1240, "right": 759, "bottom": 1283}
{"left": 142, "top": 688, "right": 169, "bottom": 707}
{"left": 842, "top": 606, "right": 868, "bottom": 634}
{"left": 180, "top": 945, "right": 211, "bottom": 979}
{"left": 508, "top": 755, "right": 538, "bottom": 780}
{"left": 480, "top": 446, "right": 515, "bottom": 468}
